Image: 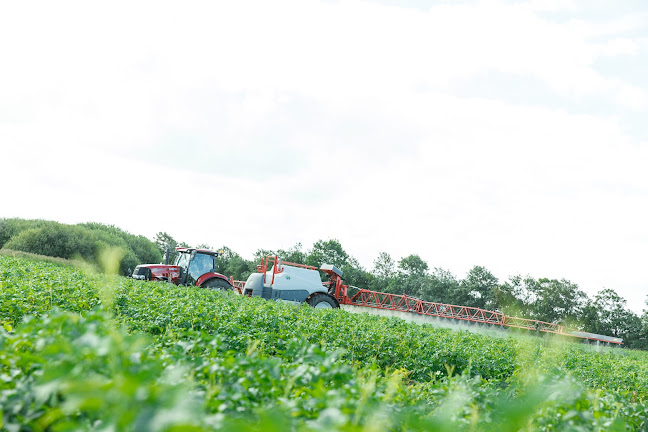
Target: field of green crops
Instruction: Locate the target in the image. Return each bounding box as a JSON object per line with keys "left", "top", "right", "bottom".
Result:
{"left": 2, "top": 255, "right": 648, "bottom": 431}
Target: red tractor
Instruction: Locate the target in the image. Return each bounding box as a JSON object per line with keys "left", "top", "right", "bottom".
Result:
{"left": 131, "top": 247, "right": 232, "bottom": 290}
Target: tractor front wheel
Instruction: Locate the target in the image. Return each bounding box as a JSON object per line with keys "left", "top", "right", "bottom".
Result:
{"left": 202, "top": 278, "right": 232, "bottom": 291}
{"left": 307, "top": 293, "right": 339, "bottom": 309}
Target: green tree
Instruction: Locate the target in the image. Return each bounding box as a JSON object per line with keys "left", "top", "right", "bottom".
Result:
{"left": 390, "top": 255, "right": 460, "bottom": 302}
{"left": 385, "top": 254, "right": 430, "bottom": 297}
{"left": 592, "top": 288, "right": 630, "bottom": 336}
{"left": 0, "top": 218, "right": 50, "bottom": 248}
{"left": 303, "top": 239, "right": 369, "bottom": 288}
{"left": 493, "top": 275, "right": 533, "bottom": 316}
{"left": 369, "top": 252, "right": 396, "bottom": 292}
{"left": 4, "top": 224, "right": 96, "bottom": 261}
{"left": 385, "top": 255, "right": 461, "bottom": 303}
{"left": 306, "top": 239, "right": 349, "bottom": 268}
{"left": 276, "top": 243, "right": 306, "bottom": 265}
{"left": 253, "top": 248, "right": 276, "bottom": 264}
{"left": 398, "top": 254, "right": 428, "bottom": 276}
{"left": 214, "top": 246, "right": 255, "bottom": 281}
{"left": 634, "top": 300, "right": 648, "bottom": 350}
{"left": 453, "top": 266, "right": 499, "bottom": 309}
{"left": 390, "top": 273, "right": 428, "bottom": 297}
{"left": 79, "top": 222, "right": 161, "bottom": 271}
{"left": 579, "top": 300, "right": 601, "bottom": 333}
{"left": 2, "top": 221, "right": 162, "bottom": 276}
{"left": 619, "top": 312, "right": 645, "bottom": 349}
{"left": 154, "top": 232, "right": 179, "bottom": 263}
{"left": 340, "top": 256, "right": 372, "bottom": 289}
{"left": 128, "top": 235, "right": 162, "bottom": 266}
{"left": 527, "top": 278, "right": 586, "bottom": 324}
{"left": 425, "top": 267, "right": 460, "bottom": 303}
{"left": 580, "top": 288, "right": 645, "bottom": 346}
{"left": 373, "top": 252, "right": 395, "bottom": 279}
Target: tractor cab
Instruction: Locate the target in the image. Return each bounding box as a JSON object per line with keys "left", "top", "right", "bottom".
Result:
{"left": 174, "top": 247, "right": 221, "bottom": 285}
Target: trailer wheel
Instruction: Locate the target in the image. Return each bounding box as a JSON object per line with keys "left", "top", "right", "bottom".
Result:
{"left": 202, "top": 278, "right": 232, "bottom": 291}
{"left": 307, "top": 293, "right": 339, "bottom": 309}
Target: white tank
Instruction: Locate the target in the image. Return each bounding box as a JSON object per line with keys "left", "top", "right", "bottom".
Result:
{"left": 265, "top": 265, "right": 325, "bottom": 295}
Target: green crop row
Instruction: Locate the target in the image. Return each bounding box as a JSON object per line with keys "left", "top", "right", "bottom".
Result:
{"left": 1, "top": 255, "right": 648, "bottom": 430}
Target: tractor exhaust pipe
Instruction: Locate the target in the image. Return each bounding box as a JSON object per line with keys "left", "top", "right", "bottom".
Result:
{"left": 164, "top": 244, "right": 170, "bottom": 265}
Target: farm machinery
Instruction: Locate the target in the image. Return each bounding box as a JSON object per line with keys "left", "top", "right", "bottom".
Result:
{"left": 131, "top": 247, "right": 232, "bottom": 290}
{"left": 133, "top": 250, "right": 623, "bottom": 346}
{"left": 237, "top": 255, "right": 622, "bottom": 345}
{"left": 241, "top": 256, "right": 340, "bottom": 308}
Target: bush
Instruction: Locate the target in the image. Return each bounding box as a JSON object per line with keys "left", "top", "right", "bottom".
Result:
{"left": 4, "top": 224, "right": 96, "bottom": 261}
{"left": 0, "top": 218, "right": 161, "bottom": 275}
{"left": 0, "top": 218, "right": 50, "bottom": 248}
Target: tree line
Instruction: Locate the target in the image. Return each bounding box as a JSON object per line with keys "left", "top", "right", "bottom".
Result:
{"left": 2, "top": 218, "right": 645, "bottom": 348}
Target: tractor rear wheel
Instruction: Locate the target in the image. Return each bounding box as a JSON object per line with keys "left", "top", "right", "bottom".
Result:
{"left": 307, "top": 293, "right": 339, "bottom": 309}
{"left": 202, "top": 278, "right": 232, "bottom": 291}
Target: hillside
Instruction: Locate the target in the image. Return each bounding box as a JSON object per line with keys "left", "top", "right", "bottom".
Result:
{"left": 1, "top": 255, "right": 648, "bottom": 431}
{"left": 0, "top": 218, "right": 161, "bottom": 275}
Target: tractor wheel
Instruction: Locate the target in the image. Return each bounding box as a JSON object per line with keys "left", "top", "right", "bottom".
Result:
{"left": 202, "top": 278, "right": 232, "bottom": 291}
{"left": 307, "top": 293, "right": 339, "bottom": 309}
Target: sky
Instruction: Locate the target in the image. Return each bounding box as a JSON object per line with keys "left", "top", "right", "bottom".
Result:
{"left": 1, "top": 0, "right": 647, "bottom": 313}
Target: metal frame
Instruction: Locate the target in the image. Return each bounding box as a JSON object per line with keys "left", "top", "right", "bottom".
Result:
{"left": 229, "top": 277, "right": 246, "bottom": 294}
{"left": 326, "top": 271, "right": 621, "bottom": 344}
{"left": 338, "top": 287, "right": 621, "bottom": 343}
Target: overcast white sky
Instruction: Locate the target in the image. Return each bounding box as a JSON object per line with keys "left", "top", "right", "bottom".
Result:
{"left": 1, "top": 0, "right": 647, "bottom": 313}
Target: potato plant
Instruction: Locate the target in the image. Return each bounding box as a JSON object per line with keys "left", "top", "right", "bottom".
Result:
{"left": 1, "top": 255, "right": 648, "bottom": 430}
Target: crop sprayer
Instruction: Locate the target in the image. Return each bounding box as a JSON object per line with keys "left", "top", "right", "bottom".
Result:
{"left": 132, "top": 248, "right": 623, "bottom": 346}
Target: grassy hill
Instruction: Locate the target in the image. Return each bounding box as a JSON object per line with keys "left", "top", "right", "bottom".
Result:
{"left": 0, "top": 218, "right": 161, "bottom": 275}
{"left": 1, "top": 254, "right": 647, "bottom": 431}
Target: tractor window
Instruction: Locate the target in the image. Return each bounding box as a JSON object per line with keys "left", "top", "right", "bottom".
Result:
{"left": 175, "top": 253, "right": 191, "bottom": 269}
{"left": 187, "top": 253, "right": 214, "bottom": 283}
